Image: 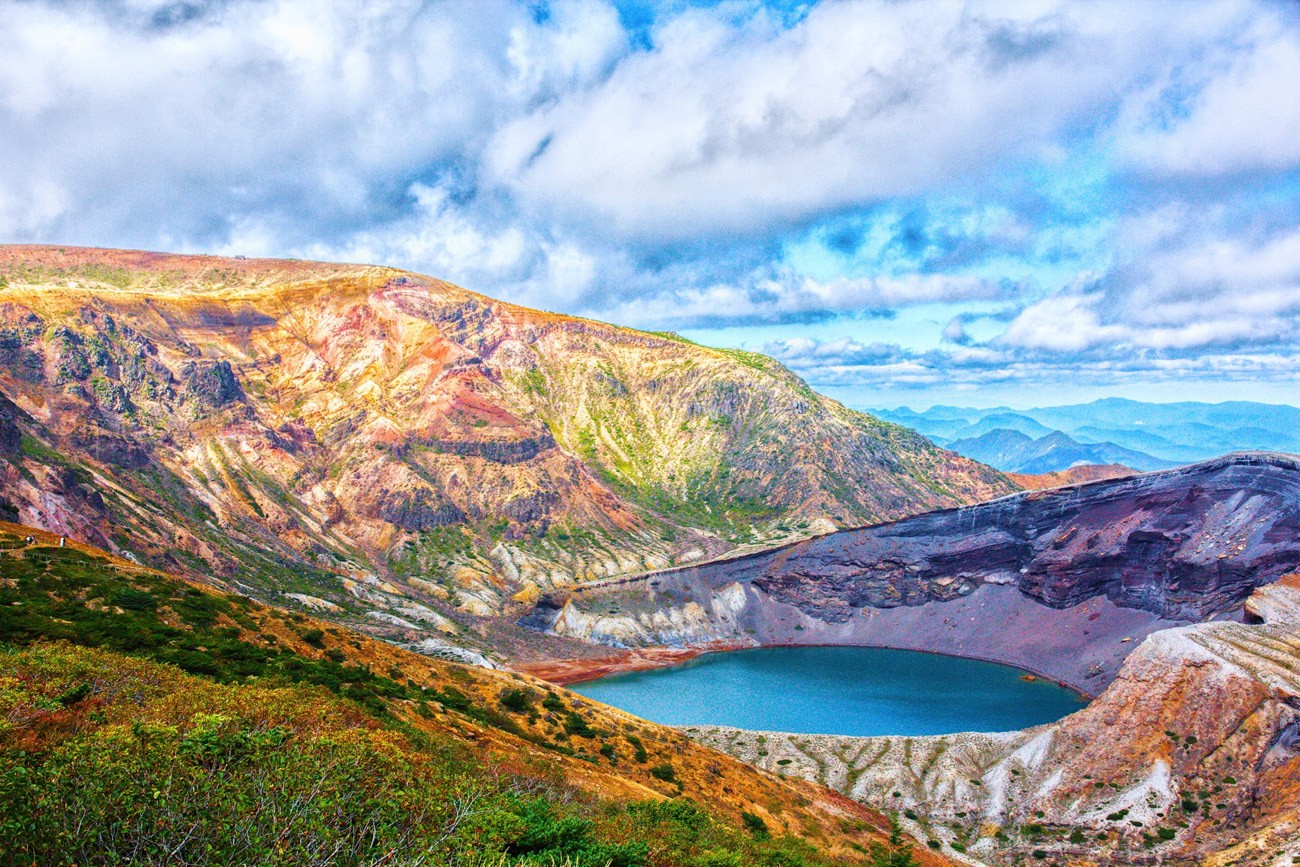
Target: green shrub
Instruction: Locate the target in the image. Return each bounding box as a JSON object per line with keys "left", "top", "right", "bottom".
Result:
{"left": 499, "top": 688, "right": 534, "bottom": 713}
{"left": 563, "top": 711, "right": 597, "bottom": 738}
{"left": 625, "top": 734, "right": 649, "bottom": 763}
{"left": 650, "top": 763, "right": 678, "bottom": 785}
{"left": 740, "top": 810, "right": 769, "bottom": 839}
{"left": 111, "top": 588, "right": 157, "bottom": 611}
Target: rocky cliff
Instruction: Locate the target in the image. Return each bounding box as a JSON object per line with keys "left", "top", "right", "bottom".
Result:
{"left": 525, "top": 453, "right": 1300, "bottom": 690}
{"left": 694, "top": 575, "right": 1300, "bottom": 864}
{"left": 0, "top": 244, "right": 1009, "bottom": 660}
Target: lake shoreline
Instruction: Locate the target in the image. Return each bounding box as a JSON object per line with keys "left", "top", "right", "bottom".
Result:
{"left": 535, "top": 640, "right": 1096, "bottom": 700}
{"left": 564, "top": 644, "right": 1087, "bottom": 738}
{"left": 514, "top": 640, "right": 752, "bottom": 685}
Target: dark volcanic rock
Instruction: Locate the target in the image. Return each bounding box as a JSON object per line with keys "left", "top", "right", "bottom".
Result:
{"left": 424, "top": 433, "right": 555, "bottom": 465}
{"left": 698, "top": 453, "right": 1300, "bottom": 622}
{"left": 181, "top": 359, "right": 244, "bottom": 407}
{"left": 0, "top": 396, "right": 23, "bottom": 454}
{"left": 69, "top": 429, "right": 151, "bottom": 469}
{"left": 373, "top": 487, "right": 467, "bottom": 531}
{"left": 502, "top": 490, "right": 560, "bottom": 523}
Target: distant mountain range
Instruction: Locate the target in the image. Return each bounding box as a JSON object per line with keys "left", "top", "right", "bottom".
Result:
{"left": 874, "top": 398, "right": 1300, "bottom": 472}
{"left": 946, "top": 428, "right": 1177, "bottom": 473}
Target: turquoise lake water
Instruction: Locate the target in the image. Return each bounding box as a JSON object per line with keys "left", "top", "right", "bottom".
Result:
{"left": 569, "top": 646, "right": 1087, "bottom": 737}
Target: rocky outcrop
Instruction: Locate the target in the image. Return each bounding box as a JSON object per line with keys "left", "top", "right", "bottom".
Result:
{"left": 422, "top": 432, "right": 555, "bottom": 464}
{"left": 372, "top": 487, "right": 467, "bottom": 531}
{"left": 694, "top": 575, "right": 1300, "bottom": 865}
{"left": 697, "top": 453, "right": 1300, "bottom": 622}
{"left": 181, "top": 359, "right": 244, "bottom": 407}
{"left": 525, "top": 454, "right": 1300, "bottom": 690}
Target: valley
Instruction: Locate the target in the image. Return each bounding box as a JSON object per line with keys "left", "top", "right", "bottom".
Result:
{"left": 1, "top": 246, "right": 1298, "bottom": 866}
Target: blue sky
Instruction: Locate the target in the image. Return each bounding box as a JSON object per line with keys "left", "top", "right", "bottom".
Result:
{"left": 2, "top": 0, "right": 1299, "bottom": 409}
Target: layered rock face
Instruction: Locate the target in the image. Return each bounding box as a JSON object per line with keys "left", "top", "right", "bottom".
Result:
{"left": 0, "top": 245, "right": 1008, "bottom": 659}
{"left": 526, "top": 453, "right": 1300, "bottom": 688}
{"left": 695, "top": 576, "right": 1300, "bottom": 864}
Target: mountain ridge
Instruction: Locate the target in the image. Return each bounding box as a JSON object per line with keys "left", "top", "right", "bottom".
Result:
{"left": 946, "top": 427, "right": 1176, "bottom": 473}
{"left": 876, "top": 399, "right": 1300, "bottom": 467}
{"left": 0, "top": 243, "right": 1010, "bottom": 665}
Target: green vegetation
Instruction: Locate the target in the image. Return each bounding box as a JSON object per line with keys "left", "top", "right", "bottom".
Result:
{"left": 499, "top": 687, "right": 534, "bottom": 713}
{"left": 867, "top": 819, "right": 918, "bottom": 867}
{"left": 563, "top": 710, "right": 598, "bottom": 738}
{"left": 0, "top": 643, "right": 861, "bottom": 867}
{"left": 0, "top": 543, "right": 415, "bottom": 717}
{"left": 740, "top": 810, "right": 769, "bottom": 839}
{"left": 0, "top": 534, "right": 877, "bottom": 867}
{"left": 649, "top": 762, "right": 679, "bottom": 786}
{"left": 625, "top": 733, "right": 649, "bottom": 763}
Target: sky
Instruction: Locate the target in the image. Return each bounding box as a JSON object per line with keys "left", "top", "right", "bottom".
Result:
{"left": 2, "top": 0, "right": 1299, "bottom": 409}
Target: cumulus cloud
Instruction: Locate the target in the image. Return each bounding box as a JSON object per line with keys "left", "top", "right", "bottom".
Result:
{"left": 1, "top": 0, "right": 1298, "bottom": 401}
{"left": 486, "top": 0, "right": 1279, "bottom": 240}
{"left": 1115, "top": 12, "right": 1300, "bottom": 177}
{"left": 0, "top": 0, "right": 625, "bottom": 247}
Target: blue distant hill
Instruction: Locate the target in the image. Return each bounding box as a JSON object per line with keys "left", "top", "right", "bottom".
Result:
{"left": 873, "top": 399, "right": 1300, "bottom": 473}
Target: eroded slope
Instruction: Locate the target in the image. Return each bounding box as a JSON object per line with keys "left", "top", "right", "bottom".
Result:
{"left": 0, "top": 244, "right": 1009, "bottom": 660}
{"left": 692, "top": 576, "right": 1300, "bottom": 865}
{"left": 526, "top": 453, "right": 1300, "bottom": 691}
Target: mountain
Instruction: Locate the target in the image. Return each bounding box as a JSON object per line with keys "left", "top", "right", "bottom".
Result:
{"left": 876, "top": 398, "right": 1300, "bottom": 464}
{"left": 0, "top": 244, "right": 1010, "bottom": 662}
{"left": 945, "top": 428, "right": 1174, "bottom": 473}
{"left": 947, "top": 412, "right": 1054, "bottom": 440}
{"left": 1005, "top": 463, "right": 1134, "bottom": 489}
{"left": 523, "top": 453, "right": 1300, "bottom": 862}
{"left": 523, "top": 451, "right": 1300, "bottom": 685}
{"left": 0, "top": 521, "right": 932, "bottom": 866}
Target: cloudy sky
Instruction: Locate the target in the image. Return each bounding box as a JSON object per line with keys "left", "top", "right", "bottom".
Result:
{"left": 3, "top": 0, "right": 1299, "bottom": 409}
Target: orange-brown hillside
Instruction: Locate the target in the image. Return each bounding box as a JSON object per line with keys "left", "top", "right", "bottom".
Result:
{"left": 1007, "top": 463, "right": 1135, "bottom": 489}
{"left": 0, "top": 519, "right": 954, "bottom": 865}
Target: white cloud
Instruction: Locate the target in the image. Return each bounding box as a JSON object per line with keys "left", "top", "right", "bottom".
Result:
{"left": 0, "top": 0, "right": 626, "bottom": 246}
{"left": 1116, "top": 14, "right": 1300, "bottom": 177}
{"left": 283, "top": 183, "right": 607, "bottom": 311}
{"left": 485, "top": 0, "right": 1263, "bottom": 240}
{"left": 998, "top": 292, "right": 1121, "bottom": 352}
{"left": 1, "top": 0, "right": 1298, "bottom": 405}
